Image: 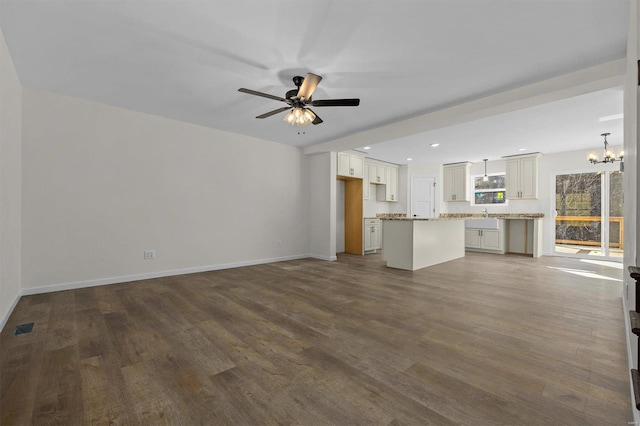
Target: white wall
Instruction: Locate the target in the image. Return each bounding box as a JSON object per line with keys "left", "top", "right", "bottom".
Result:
{"left": 21, "top": 88, "right": 310, "bottom": 291}
{"left": 0, "top": 28, "right": 22, "bottom": 328}
{"left": 408, "top": 149, "right": 622, "bottom": 255}
{"left": 308, "top": 152, "right": 336, "bottom": 260}
{"left": 363, "top": 189, "right": 391, "bottom": 217}
{"left": 623, "top": 1, "right": 639, "bottom": 421}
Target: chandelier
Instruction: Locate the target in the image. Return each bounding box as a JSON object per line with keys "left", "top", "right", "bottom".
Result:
{"left": 283, "top": 107, "right": 316, "bottom": 126}
{"left": 588, "top": 133, "right": 624, "bottom": 171}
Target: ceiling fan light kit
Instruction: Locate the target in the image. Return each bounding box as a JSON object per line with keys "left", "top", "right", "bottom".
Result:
{"left": 238, "top": 73, "right": 360, "bottom": 127}
{"left": 284, "top": 107, "right": 316, "bottom": 126}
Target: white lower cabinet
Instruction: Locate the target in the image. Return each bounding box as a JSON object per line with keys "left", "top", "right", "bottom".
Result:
{"left": 364, "top": 219, "right": 381, "bottom": 252}
{"left": 465, "top": 226, "right": 505, "bottom": 253}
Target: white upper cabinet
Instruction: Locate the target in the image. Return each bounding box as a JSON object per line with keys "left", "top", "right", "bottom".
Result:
{"left": 443, "top": 163, "right": 471, "bottom": 202}
{"left": 368, "top": 164, "right": 387, "bottom": 184}
{"left": 505, "top": 154, "right": 540, "bottom": 200}
{"left": 337, "top": 151, "right": 364, "bottom": 179}
{"left": 364, "top": 159, "right": 399, "bottom": 203}
{"left": 375, "top": 164, "right": 399, "bottom": 202}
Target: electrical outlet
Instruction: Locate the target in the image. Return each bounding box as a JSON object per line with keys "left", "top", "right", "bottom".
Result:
{"left": 144, "top": 250, "right": 155, "bottom": 260}
{"left": 277, "top": 240, "right": 282, "bottom": 248}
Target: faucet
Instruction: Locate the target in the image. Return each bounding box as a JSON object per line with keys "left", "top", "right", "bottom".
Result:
{"left": 482, "top": 208, "right": 488, "bottom": 217}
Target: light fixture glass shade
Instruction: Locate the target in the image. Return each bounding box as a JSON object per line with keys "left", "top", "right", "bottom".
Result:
{"left": 284, "top": 107, "right": 315, "bottom": 126}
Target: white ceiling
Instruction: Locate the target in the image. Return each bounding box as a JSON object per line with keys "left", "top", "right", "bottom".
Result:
{"left": 360, "top": 88, "right": 624, "bottom": 165}
{"left": 0, "top": 0, "right": 629, "bottom": 162}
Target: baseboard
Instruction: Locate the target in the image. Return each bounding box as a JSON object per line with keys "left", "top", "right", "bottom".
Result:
{"left": 309, "top": 254, "right": 337, "bottom": 261}
{"left": 622, "top": 290, "right": 640, "bottom": 423}
{"left": 0, "top": 292, "right": 22, "bottom": 333}
{"left": 21, "top": 253, "right": 312, "bottom": 296}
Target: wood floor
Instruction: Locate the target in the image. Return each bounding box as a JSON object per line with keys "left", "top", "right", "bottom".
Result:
{"left": 1, "top": 253, "right": 631, "bottom": 424}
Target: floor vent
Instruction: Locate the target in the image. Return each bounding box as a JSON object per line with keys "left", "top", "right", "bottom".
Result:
{"left": 14, "top": 323, "right": 34, "bottom": 335}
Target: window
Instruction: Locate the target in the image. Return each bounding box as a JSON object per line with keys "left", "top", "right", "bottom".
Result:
{"left": 473, "top": 173, "right": 506, "bottom": 205}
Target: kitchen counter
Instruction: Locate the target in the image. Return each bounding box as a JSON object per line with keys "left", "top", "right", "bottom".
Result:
{"left": 440, "top": 213, "right": 544, "bottom": 219}
{"left": 378, "top": 217, "right": 459, "bottom": 221}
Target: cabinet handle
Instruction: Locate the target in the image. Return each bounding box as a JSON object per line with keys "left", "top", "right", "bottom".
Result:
{"left": 350, "top": 168, "right": 354, "bottom": 175}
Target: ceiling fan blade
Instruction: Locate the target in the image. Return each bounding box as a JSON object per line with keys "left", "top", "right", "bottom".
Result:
{"left": 296, "top": 73, "right": 322, "bottom": 101}
{"left": 238, "top": 88, "right": 290, "bottom": 104}
{"left": 310, "top": 98, "right": 360, "bottom": 107}
{"left": 308, "top": 108, "right": 323, "bottom": 125}
{"left": 256, "top": 106, "right": 292, "bottom": 119}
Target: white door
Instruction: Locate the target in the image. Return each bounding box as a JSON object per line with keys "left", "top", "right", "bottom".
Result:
{"left": 411, "top": 176, "right": 436, "bottom": 218}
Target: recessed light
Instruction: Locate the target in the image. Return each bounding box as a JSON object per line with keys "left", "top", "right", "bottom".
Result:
{"left": 363, "top": 146, "right": 371, "bottom": 150}
{"left": 406, "top": 158, "right": 413, "bottom": 161}
{"left": 518, "top": 148, "right": 526, "bottom": 152}
{"left": 599, "top": 113, "right": 623, "bottom": 122}
{"left": 430, "top": 143, "right": 440, "bottom": 147}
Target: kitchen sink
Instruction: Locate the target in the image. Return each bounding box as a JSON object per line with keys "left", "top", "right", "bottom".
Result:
{"left": 464, "top": 218, "right": 500, "bottom": 229}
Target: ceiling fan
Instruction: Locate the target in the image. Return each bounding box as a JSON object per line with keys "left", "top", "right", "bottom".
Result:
{"left": 238, "top": 73, "right": 360, "bottom": 126}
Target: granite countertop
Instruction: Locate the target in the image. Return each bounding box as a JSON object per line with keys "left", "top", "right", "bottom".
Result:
{"left": 440, "top": 213, "right": 545, "bottom": 219}
{"left": 380, "top": 217, "right": 462, "bottom": 221}
{"left": 373, "top": 213, "right": 544, "bottom": 221}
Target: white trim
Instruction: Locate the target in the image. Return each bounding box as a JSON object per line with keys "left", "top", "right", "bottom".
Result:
{"left": 309, "top": 254, "right": 338, "bottom": 261}
{"left": 0, "top": 292, "right": 22, "bottom": 332}
{"left": 622, "top": 290, "right": 640, "bottom": 424}
{"left": 20, "top": 254, "right": 312, "bottom": 296}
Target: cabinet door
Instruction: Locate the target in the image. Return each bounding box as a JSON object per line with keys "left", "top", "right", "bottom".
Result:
{"left": 443, "top": 166, "right": 456, "bottom": 201}
{"left": 364, "top": 224, "right": 373, "bottom": 250}
{"left": 350, "top": 155, "right": 364, "bottom": 178}
{"left": 338, "top": 152, "right": 351, "bottom": 177}
{"left": 505, "top": 159, "right": 520, "bottom": 199}
{"left": 377, "top": 165, "right": 387, "bottom": 184}
{"left": 368, "top": 164, "right": 379, "bottom": 184}
{"left": 371, "top": 225, "right": 381, "bottom": 249}
{"left": 465, "top": 229, "right": 482, "bottom": 248}
{"left": 482, "top": 230, "right": 503, "bottom": 250}
{"left": 388, "top": 167, "right": 398, "bottom": 202}
{"left": 453, "top": 165, "right": 468, "bottom": 201}
{"left": 519, "top": 156, "right": 538, "bottom": 199}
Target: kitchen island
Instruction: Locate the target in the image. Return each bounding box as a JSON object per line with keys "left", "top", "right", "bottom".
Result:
{"left": 381, "top": 218, "right": 465, "bottom": 271}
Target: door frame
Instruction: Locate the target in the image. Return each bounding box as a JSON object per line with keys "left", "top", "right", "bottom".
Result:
{"left": 551, "top": 167, "right": 622, "bottom": 262}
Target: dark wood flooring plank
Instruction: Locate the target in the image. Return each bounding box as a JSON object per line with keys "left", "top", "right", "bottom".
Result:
{"left": 31, "top": 345, "right": 84, "bottom": 425}
{"left": 79, "top": 355, "right": 135, "bottom": 424}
